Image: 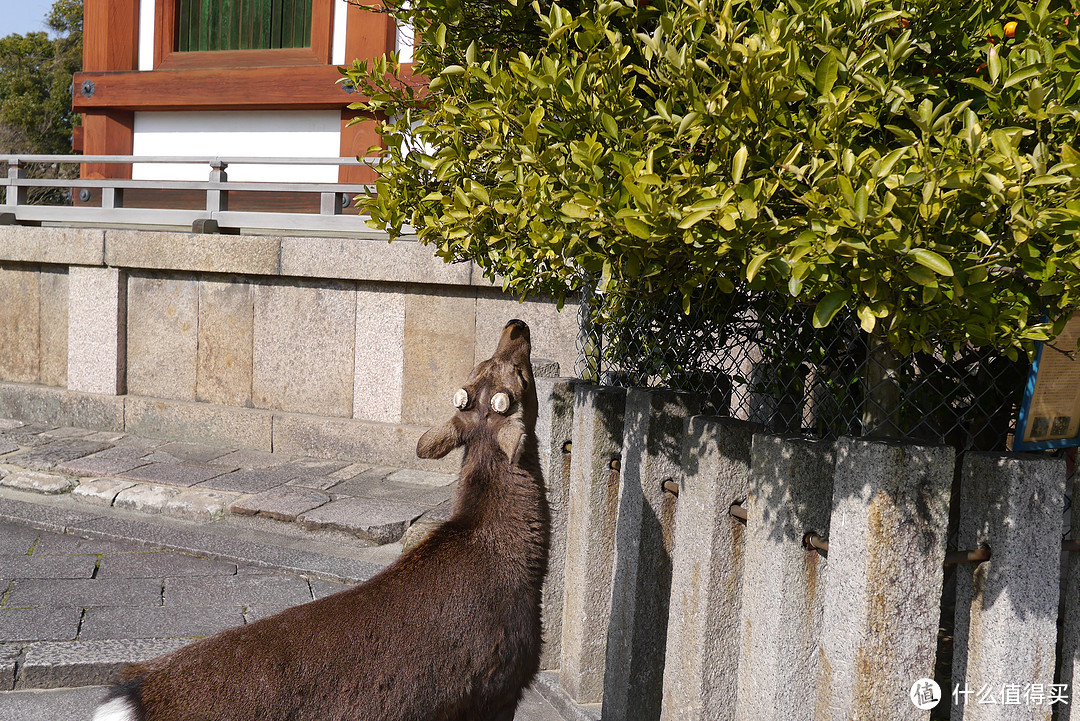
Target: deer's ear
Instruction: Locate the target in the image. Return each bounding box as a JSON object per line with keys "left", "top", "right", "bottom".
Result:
{"left": 497, "top": 419, "right": 526, "bottom": 465}
{"left": 417, "top": 417, "right": 465, "bottom": 459}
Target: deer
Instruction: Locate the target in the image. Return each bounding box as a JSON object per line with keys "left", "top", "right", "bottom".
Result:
{"left": 93, "top": 318, "right": 550, "bottom": 721}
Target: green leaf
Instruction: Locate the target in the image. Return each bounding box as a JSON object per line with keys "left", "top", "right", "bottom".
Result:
{"left": 815, "top": 52, "right": 838, "bottom": 95}
{"left": 678, "top": 208, "right": 712, "bottom": 229}
{"left": 813, "top": 290, "right": 850, "bottom": 329}
{"left": 987, "top": 46, "right": 1001, "bottom": 84}
{"left": 853, "top": 187, "right": 868, "bottom": 222}
{"left": 601, "top": 113, "right": 619, "bottom": 140}
{"left": 1003, "top": 64, "right": 1041, "bottom": 89}
{"left": 732, "top": 145, "right": 748, "bottom": 185}
{"left": 624, "top": 218, "right": 653, "bottom": 239}
{"left": 561, "top": 202, "right": 590, "bottom": 219}
{"left": 747, "top": 251, "right": 770, "bottom": 282}
{"left": 857, "top": 305, "right": 876, "bottom": 333}
{"left": 909, "top": 248, "right": 954, "bottom": 277}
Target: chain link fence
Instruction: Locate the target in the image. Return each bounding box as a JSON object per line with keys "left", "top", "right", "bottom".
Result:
{"left": 575, "top": 284, "right": 1027, "bottom": 452}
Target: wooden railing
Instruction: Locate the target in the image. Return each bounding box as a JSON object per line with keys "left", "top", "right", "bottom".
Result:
{"left": 1, "top": 155, "right": 378, "bottom": 235}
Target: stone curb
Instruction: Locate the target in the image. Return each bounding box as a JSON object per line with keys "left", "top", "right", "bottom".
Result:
{"left": 0, "top": 494, "right": 384, "bottom": 585}
{"left": 532, "top": 672, "right": 602, "bottom": 721}
{"left": 18, "top": 639, "right": 191, "bottom": 690}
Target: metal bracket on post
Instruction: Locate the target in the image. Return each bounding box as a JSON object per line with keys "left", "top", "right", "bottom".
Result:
{"left": 101, "top": 186, "right": 124, "bottom": 210}
{"left": 320, "top": 191, "right": 342, "bottom": 217}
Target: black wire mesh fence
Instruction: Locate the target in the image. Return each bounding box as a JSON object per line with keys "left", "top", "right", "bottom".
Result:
{"left": 575, "top": 283, "right": 1028, "bottom": 452}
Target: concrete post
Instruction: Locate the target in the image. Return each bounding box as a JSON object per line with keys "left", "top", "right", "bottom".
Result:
{"left": 1059, "top": 466, "right": 1080, "bottom": 721}
{"left": 952, "top": 452, "right": 1066, "bottom": 721}
{"left": 603, "top": 388, "right": 700, "bottom": 721}
{"left": 67, "top": 266, "right": 126, "bottom": 395}
{"left": 817, "top": 437, "right": 953, "bottom": 721}
{"left": 734, "top": 434, "right": 835, "bottom": 721}
{"left": 535, "top": 376, "right": 582, "bottom": 671}
{"left": 559, "top": 384, "right": 626, "bottom": 705}
{"left": 660, "top": 416, "right": 758, "bottom": 721}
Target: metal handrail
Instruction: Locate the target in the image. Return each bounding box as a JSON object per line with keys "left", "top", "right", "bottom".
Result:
{"left": 0, "top": 154, "right": 379, "bottom": 165}
{"left": 1, "top": 154, "right": 384, "bottom": 236}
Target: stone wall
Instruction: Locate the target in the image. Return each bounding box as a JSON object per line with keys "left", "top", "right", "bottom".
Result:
{"left": 534, "top": 383, "right": 1074, "bottom": 721}
{"left": 0, "top": 226, "right": 579, "bottom": 470}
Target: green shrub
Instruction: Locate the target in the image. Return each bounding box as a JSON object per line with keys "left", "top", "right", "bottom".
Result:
{"left": 345, "top": 0, "right": 1080, "bottom": 358}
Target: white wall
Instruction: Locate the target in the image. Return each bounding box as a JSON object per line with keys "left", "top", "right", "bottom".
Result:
{"left": 332, "top": 0, "right": 348, "bottom": 65}
{"left": 131, "top": 111, "right": 342, "bottom": 182}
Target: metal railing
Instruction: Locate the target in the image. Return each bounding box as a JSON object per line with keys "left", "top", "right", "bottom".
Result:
{"left": 1, "top": 155, "right": 379, "bottom": 235}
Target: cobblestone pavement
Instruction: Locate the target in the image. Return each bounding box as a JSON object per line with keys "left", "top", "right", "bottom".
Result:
{"left": 0, "top": 418, "right": 568, "bottom": 720}
{"left": 0, "top": 419, "right": 457, "bottom": 545}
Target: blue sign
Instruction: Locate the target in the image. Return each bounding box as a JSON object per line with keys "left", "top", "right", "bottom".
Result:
{"left": 1014, "top": 316, "right": 1080, "bottom": 452}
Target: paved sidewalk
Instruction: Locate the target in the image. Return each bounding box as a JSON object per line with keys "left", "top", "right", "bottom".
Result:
{"left": 0, "top": 418, "right": 569, "bottom": 720}
{"left": 0, "top": 418, "right": 456, "bottom": 547}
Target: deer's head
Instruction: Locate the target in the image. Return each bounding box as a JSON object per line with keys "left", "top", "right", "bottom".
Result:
{"left": 416, "top": 319, "right": 537, "bottom": 465}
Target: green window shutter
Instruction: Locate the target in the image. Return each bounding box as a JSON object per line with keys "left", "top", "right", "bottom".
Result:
{"left": 176, "top": 0, "right": 312, "bottom": 52}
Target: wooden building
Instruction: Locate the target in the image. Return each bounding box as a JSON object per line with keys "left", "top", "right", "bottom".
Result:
{"left": 72, "top": 0, "right": 403, "bottom": 189}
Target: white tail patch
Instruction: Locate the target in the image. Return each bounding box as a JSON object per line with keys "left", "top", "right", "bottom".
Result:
{"left": 92, "top": 695, "right": 139, "bottom": 721}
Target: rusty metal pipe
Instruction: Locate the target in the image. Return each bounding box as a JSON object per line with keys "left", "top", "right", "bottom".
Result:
{"left": 662, "top": 480, "right": 680, "bottom": 496}
{"left": 728, "top": 503, "right": 747, "bottom": 521}
{"left": 945, "top": 547, "right": 991, "bottom": 565}
{"left": 802, "top": 533, "right": 829, "bottom": 554}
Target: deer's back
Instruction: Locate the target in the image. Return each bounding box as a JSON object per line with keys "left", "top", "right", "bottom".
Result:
{"left": 126, "top": 522, "right": 541, "bottom": 721}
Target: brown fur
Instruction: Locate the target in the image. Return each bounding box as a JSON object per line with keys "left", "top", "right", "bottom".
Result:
{"left": 109, "top": 320, "right": 549, "bottom": 721}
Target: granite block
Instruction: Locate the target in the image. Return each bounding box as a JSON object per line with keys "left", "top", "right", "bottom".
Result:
{"left": 165, "top": 573, "right": 312, "bottom": 607}
{"left": 0, "top": 554, "right": 97, "bottom": 580}
{"left": 252, "top": 279, "right": 356, "bottom": 418}
{"left": 0, "top": 607, "right": 82, "bottom": 643}
{"left": 196, "top": 276, "right": 254, "bottom": 407}
{"left": 298, "top": 497, "right": 426, "bottom": 544}
{"left": 66, "top": 266, "right": 126, "bottom": 395}
{"left": 79, "top": 605, "right": 245, "bottom": 640}
{"left": 353, "top": 283, "right": 406, "bottom": 424}
{"left": 5, "top": 578, "right": 163, "bottom": 608}
{"left": 229, "top": 486, "right": 331, "bottom": 521}
{"left": 38, "top": 267, "right": 68, "bottom": 388}
{"left": 126, "top": 273, "right": 199, "bottom": 400}
{"left": 116, "top": 462, "right": 225, "bottom": 488}
{"left": 0, "top": 262, "right": 40, "bottom": 384}
{"left": 6, "top": 439, "right": 113, "bottom": 472}
{"left": 18, "top": 638, "right": 189, "bottom": 689}
{"left": 70, "top": 478, "right": 137, "bottom": 506}
{"left": 95, "top": 551, "right": 237, "bottom": 579}
{"left": 401, "top": 288, "right": 476, "bottom": 426}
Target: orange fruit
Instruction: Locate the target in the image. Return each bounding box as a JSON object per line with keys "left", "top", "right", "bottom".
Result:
{"left": 1004, "top": 21, "right": 1018, "bottom": 38}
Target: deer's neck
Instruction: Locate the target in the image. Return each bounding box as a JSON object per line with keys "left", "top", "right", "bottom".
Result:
{"left": 453, "top": 438, "right": 549, "bottom": 583}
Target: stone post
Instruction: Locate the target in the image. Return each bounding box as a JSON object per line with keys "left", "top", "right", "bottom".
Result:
{"left": 1059, "top": 466, "right": 1080, "bottom": 721}
{"left": 603, "top": 388, "right": 700, "bottom": 721}
{"left": 67, "top": 266, "right": 126, "bottom": 395}
{"left": 535, "top": 376, "right": 582, "bottom": 670}
{"left": 660, "top": 416, "right": 757, "bottom": 721}
{"left": 559, "top": 384, "right": 626, "bottom": 704}
{"left": 734, "top": 434, "right": 835, "bottom": 721}
{"left": 817, "top": 437, "right": 953, "bottom": 721}
{"left": 952, "top": 452, "right": 1066, "bottom": 721}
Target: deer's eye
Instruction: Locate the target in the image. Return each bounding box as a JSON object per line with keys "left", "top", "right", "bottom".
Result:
{"left": 453, "top": 388, "right": 469, "bottom": 409}
{"left": 490, "top": 392, "right": 511, "bottom": 414}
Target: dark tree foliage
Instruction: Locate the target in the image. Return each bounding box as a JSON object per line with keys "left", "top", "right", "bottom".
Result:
{"left": 0, "top": 0, "right": 82, "bottom": 155}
